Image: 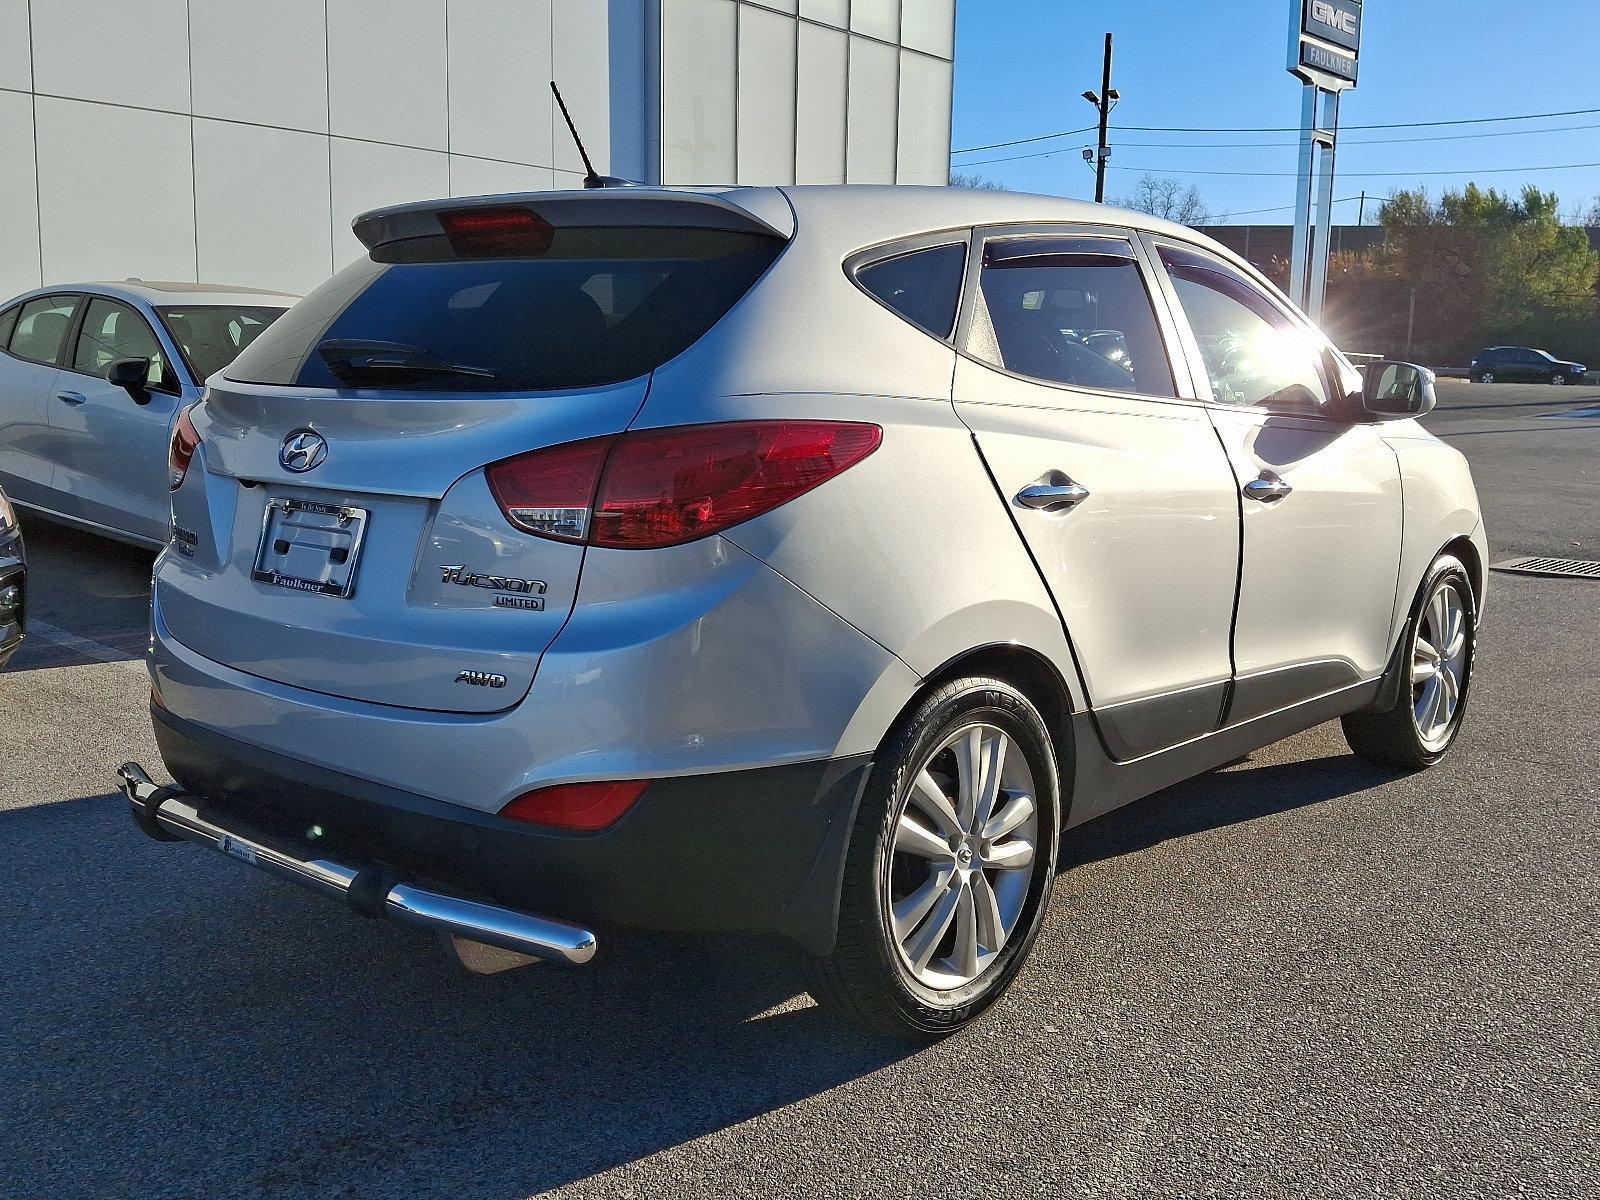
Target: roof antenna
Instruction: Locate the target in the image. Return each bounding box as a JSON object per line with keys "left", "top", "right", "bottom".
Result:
{"left": 550, "top": 80, "right": 636, "bottom": 189}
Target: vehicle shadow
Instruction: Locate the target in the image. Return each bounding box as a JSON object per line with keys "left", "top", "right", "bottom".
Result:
{"left": 1060, "top": 748, "right": 1396, "bottom": 872}
{"left": 4, "top": 748, "right": 1400, "bottom": 1198}
{"left": 0, "top": 790, "right": 916, "bottom": 1200}
{"left": 7, "top": 513, "right": 155, "bottom": 670}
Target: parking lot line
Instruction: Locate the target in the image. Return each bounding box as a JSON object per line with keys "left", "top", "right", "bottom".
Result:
{"left": 24, "top": 619, "right": 146, "bottom": 674}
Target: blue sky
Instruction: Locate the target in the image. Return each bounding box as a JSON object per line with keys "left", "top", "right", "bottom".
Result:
{"left": 950, "top": 0, "right": 1600, "bottom": 223}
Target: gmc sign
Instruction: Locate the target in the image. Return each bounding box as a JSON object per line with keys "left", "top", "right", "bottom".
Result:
{"left": 1303, "top": 0, "right": 1361, "bottom": 53}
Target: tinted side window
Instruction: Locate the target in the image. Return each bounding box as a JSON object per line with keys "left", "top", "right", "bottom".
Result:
{"left": 0, "top": 307, "right": 16, "bottom": 347}
{"left": 974, "top": 238, "right": 1175, "bottom": 397}
{"left": 855, "top": 242, "right": 967, "bottom": 338}
{"left": 1158, "top": 244, "right": 1330, "bottom": 412}
{"left": 8, "top": 295, "right": 79, "bottom": 367}
{"left": 72, "top": 298, "right": 174, "bottom": 388}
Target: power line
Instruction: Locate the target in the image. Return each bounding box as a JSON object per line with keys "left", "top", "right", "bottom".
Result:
{"left": 950, "top": 124, "right": 1099, "bottom": 155}
{"left": 1103, "top": 159, "right": 1600, "bottom": 179}
{"left": 1203, "top": 195, "right": 1363, "bottom": 220}
{"left": 1106, "top": 121, "right": 1600, "bottom": 152}
{"left": 1119, "top": 106, "right": 1600, "bottom": 133}
{"left": 954, "top": 124, "right": 1600, "bottom": 169}
{"left": 951, "top": 105, "right": 1600, "bottom": 155}
{"left": 957, "top": 144, "right": 1110, "bottom": 168}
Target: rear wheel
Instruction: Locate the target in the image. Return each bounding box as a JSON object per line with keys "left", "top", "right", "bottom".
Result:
{"left": 1478, "top": 370, "right": 1496, "bottom": 384}
{"left": 807, "top": 677, "right": 1059, "bottom": 1040}
{"left": 1342, "top": 555, "right": 1475, "bottom": 771}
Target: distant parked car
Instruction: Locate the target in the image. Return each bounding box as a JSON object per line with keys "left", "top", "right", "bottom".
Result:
{"left": 1469, "top": 346, "right": 1587, "bottom": 385}
{"left": 0, "top": 484, "right": 24, "bottom": 670}
{"left": 0, "top": 281, "right": 296, "bottom": 548}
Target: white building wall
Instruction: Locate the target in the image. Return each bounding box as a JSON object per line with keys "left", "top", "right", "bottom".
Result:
{"left": 0, "top": 0, "right": 954, "bottom": 299}
{"left": 652, "top": 0, "right": 954, "bottom": 187}
{"left": 1, "top": 0, "right": 612, "bottom": 297}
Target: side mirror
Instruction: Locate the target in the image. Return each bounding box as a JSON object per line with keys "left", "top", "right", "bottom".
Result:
{"left": 107, "top": 357, "right": 152, "bottom": 405}
{"left": 1360, "top": 361, "right": 1436, "bottom": 420}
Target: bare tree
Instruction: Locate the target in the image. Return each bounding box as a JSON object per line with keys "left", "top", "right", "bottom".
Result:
{"left": 1583, "top": 195, "right": 1600, "bottom": 227}
{"left": 1114, "top": 173, "right": 1213, "bottom": 224}
{"left": 949, "top": 171, "right": 1004, "bottom": 190}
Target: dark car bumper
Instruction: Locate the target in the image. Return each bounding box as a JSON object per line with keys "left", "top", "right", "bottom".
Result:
{"left": 0, "top": 529, "right": 24, "bottom": 671}
{"left": 150, "top": 706, "right": 871, "bottom": 955}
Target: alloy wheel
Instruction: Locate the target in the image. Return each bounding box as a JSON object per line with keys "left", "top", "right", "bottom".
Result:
{"left": 1480, "top": 371, "right": 1495, "bottom": 383}
{"left": 885, "top": 723, "right": 1039, "bottom": 991}
{"left": 1411, "top": 580, "right": 1469, "bottom": 752}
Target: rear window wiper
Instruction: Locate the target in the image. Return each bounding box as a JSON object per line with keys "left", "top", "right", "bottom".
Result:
{"left": 316, "top": 339, "right": 498, "bottom": 386}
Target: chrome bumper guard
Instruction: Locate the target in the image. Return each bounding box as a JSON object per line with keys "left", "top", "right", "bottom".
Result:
{"left": 116, "top": 763, "right": 597, "bottom": 966}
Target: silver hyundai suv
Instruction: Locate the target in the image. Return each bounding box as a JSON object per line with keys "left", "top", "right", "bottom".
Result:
{"left": 120, "top": 185, "right": 1485, "bottom": 1039}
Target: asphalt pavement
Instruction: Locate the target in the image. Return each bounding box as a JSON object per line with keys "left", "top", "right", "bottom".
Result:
{"left": 0, "top": 379, "right": 1595, "bottom": 1199}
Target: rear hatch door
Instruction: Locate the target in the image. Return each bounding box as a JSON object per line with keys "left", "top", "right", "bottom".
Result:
{"left": 157, "top": 191, "right": 788, "bottom": 713}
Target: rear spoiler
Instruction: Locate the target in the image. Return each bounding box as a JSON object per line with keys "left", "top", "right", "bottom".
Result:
{"left": 352, "top": 189, "right": 794, "bottom": 252}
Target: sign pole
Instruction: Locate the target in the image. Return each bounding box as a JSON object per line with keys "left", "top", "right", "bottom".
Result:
{"left": 1308, "top": 88, "right": 1341, "bottom": 320}
{"left": 1289, "top": 82, "right": 1318, "bottom": 310}
{"left": 1287, "top": 0, "right": 1360, "bottom": 317}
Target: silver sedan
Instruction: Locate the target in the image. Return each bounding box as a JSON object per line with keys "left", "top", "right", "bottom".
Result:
{"left": 0, "top": 280, "right": 294, "bottom": 547}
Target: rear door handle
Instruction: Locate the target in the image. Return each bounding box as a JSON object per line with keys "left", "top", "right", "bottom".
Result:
{"left": 56, "top": 391, "right": 87, "bottom": 406}
{"left": 1242, "top": 472, "right": 1292, "bottom": 503}
{"left": 1015, "top": 481, "right": 1091, "bottom": 512}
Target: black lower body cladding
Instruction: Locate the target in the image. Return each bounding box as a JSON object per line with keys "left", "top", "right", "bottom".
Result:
{"left": 151, "top": 707, "right": 871, "bottom": 954}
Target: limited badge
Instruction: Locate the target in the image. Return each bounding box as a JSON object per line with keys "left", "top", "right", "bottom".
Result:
{"left": 440, "top": 564, "right": 547, "bottom": 610}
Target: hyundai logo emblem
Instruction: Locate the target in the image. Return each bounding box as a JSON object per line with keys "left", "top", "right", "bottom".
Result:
{"left": 279, "top": 429, "right": 328, "bottom": 473}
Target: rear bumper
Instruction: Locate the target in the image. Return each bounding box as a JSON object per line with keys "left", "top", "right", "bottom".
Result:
{"left": 150, "top": 705, "right": 871, "bottom": 954}
{"left": 119, "top": 762, "right": 598, "bottom": 965}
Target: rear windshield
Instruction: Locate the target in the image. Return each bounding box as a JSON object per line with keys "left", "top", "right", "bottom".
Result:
{"left": 225, "top": 225, "right": 785, "bottom": 392}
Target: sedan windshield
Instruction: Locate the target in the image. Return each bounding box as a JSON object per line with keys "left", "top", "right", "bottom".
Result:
{"left": 156, "top": 305, "right": 288, "bottom": 382}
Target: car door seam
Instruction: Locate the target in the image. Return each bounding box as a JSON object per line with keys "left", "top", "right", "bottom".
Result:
{"left": 960, "top": 430, "right": 1117, "bottom": 754}
{"left": 1206, "top": 412, "right": 1248, "bottom": 727}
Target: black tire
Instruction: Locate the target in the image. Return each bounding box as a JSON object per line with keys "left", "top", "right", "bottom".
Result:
{"left": 1342, "top": 554, "right": 1476, "bottom": 771}
{"left": 807, "top": 677, "right": 1060, "bottom": 1040}
{"left": 1478, "top": 371, "right": 1495, "bottom": 384}
{"left": 1550, "top": 372, "right": 1567, "bottom": 386}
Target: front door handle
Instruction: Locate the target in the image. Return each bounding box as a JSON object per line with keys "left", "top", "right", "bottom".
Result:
{"left": 56, "top": 391, "right": 87, "bottom": 407}
{"left": 1016, "top": 480, "right": 1091, "bottom": 512}
{"left": 1242, "top": 472, "right": 1293, "bottom": 503}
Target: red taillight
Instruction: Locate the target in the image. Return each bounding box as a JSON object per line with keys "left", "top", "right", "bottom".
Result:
{"left": 593, "top": 422, "right": 882, "bottom": 548}
{"left": 486, "top": 435, "right": 615, "bottom": 543}
{"left": 499, "top": 780, "right": 649, "bottom": 831}
{"left": 169, "top": 405, "right": 201, "bottom": 490}
{"left": 437, "top": 206, "right": 553, "bottom": 257}
{"left": 485, "top": 421, "right": 881, "bottom": 550}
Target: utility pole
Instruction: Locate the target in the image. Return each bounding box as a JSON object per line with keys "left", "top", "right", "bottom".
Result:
{"left": 1082, "top": 33, "right": 1117, "bottom": 203}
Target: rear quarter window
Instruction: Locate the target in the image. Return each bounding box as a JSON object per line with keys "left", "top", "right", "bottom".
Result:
{"left": 226, "top": 225, "right": 784, "bottom": 392}
{"left": 853, "top": 241, "right": 968, "bottom": 339}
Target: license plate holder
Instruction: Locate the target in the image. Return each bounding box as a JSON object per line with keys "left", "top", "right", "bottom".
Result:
{"left": 252, "top": 497, "right": 370, "bottom": 599}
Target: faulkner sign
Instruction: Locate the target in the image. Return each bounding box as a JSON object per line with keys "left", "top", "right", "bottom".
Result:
{"left": 1292, "top": 0, "right": 1361, "bottom": 86}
